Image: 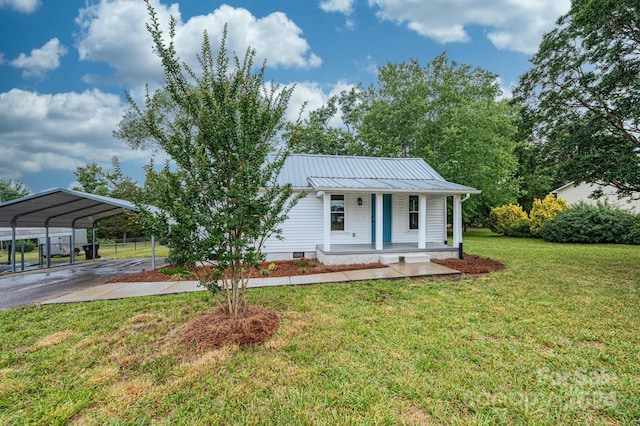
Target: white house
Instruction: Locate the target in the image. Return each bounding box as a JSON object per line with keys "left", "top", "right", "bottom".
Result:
{"left": 552, "top": 182, "right": 640, "bottom": 212}
{"left": 262, "top": 154, "right": 480, "bottom": 265}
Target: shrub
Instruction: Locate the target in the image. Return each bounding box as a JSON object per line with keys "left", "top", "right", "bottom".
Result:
{"left": 624, "top": 214, "right": 640, "bottom": 245}
{"left": 542, "top": 202, "right": 636, "bottom": 244}
{"left": 488, "top": 204, "right": 530, "bottom": 236}
{"left": 529, "top": 194, "right": 569, "bottom": 237}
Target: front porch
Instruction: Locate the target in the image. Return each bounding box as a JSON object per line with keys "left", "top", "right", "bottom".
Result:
{"left": 316, "top": 242, "right": 459, "bottom": 265}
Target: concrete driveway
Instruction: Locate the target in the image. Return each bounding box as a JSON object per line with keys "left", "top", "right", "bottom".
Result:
{"left": 0, "top": 258, "right": 163, "bottom": 310}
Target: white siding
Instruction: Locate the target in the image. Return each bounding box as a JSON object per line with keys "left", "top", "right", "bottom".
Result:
{"left": 330, "top": 193, "right": 372, "bottom": 244}
{"left": 426, "top": 195, "right": 446, "bottom": 243}
{"left": 392, "top": 194, "right": 446, "bottom": 244}
{"left": 555, "top": 183, "right": 640, "bottom": 212}
{"left": 263, "top": 191, "right": 450, "bottom": 256}
{"left": 262, "top": 191, "right": 323, "bottom": 254}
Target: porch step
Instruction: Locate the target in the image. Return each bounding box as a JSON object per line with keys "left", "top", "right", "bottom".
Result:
{"left": 379, "top": 254, "right": 400, "bottom": 265}
{"left": 403, "top": 254, "right": 431, "bottom": 263}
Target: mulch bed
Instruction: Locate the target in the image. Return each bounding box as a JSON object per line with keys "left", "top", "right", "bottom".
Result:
{"left": 431, "top": 254, "right": 505, "bottom": 275}
{"left": 107, "top": 258, "right": 386, "bottom": 283}
{"left": 180, "top": 306, "right": 279, "bottom": 352}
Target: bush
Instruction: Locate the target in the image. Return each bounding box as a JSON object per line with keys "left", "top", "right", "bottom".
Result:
{"left": 488, "top": 204, "right": 530, "bottom": 236}
{"left": 529, "top": 194, "right": 569, "bottom": 237}
{"left": 542, "top": 202, "right": 636, "bottom": 244}
{"left": 624, "top": 214, "right": 640, "bottom": 245}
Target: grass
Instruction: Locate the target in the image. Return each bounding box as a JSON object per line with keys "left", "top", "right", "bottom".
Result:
{"left": 1, "top": 241, "right": 169, "bottom": 263}
{"left": 1, "top": 229, "right": 639, "bottom": 424}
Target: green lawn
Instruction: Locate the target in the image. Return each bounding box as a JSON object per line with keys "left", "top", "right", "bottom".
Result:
{"left": 1, "top": 229, "right": 638, "bottom": 424}
{"left": 1, "top": 241, "right": 169, "bottom": 264}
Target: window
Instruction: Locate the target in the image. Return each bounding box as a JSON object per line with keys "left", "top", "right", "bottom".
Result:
{"left": 409, "top": 195, "right": 419, "bottom": 230}
{"left": 331, "top": 195, "right": 345, "bottom": 231}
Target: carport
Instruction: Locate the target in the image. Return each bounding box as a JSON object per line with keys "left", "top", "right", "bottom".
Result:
{"left": 0, "top": 188, "right": 157, "bottom": 273}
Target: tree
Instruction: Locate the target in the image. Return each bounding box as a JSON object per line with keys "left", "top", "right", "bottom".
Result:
{"left": 0, "top": 179, "right": 30, "bottom": 202}
{"left": 120, "top": 2, "right": 302, "bottom": 318}
{"left": 515, "top": 0, "right": 640, "bottom": 199}
{"left": 287, "top": 54, "right": 521, "bottom": 224}
{"left": 72, "top": 157, "right": 144, "bottom": 240}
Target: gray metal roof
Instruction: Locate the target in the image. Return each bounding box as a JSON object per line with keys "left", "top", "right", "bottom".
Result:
{"left": 0, "top": 188, "right": 138, "bottom": 228}
{"left": 279, "top": 154, "right": 479, "bottom": 194}
{"left": 308, "top": 177, "right": 479, "bottom": 193}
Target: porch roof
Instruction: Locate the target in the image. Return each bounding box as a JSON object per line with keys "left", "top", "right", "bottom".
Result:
{"left": 278, "top": 154, "right": 479, "bottom": 195}
{"left": 308, "top": 177, "right": 480, "bottom": 194}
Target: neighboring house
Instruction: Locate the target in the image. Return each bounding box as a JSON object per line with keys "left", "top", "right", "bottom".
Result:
{"left": 262, "top": 154, "right": 480, "bottom": 265}
{"left": 552, "top": 182, "right": 640, "bottom": 212}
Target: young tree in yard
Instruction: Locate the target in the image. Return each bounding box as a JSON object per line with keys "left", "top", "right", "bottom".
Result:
{"left": 515, "top": 0, "right": 640, "bottom": 199}
{"left": 123, "top": 2, "right": 302, "bottom": 318}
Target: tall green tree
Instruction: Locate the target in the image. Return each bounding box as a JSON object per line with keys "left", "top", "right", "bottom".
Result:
{"left": 0, "top": 179, "right": 30, "bottom": 202}
{"left": 287, "top": 54, "right": 521, "bottom": 223}
{"left": 120, "top": 2, "right": 302, "bottom": 317}
{"left": 72, "top": 157, "right": 144, "bottom": 240}
{"left": 515, "top": 0, "right": 640, "bottom": 198}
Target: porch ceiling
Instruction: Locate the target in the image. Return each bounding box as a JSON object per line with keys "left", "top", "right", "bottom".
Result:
{"left": 308, "top": 177, "right": 480, "bottom": 194}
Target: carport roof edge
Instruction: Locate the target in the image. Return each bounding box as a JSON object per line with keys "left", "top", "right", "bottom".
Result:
{"left": 0, "top": 188, "right": 139, "bottom": 229}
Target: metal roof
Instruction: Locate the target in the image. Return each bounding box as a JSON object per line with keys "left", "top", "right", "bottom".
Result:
{"left": 279, "top": 154, "right": 478, "bottom": 194}
{"left": 0, "top": 188, "right": 138, "bottom": 229}
{"left": 308, "top": 177, "right": 479, "bottom": 193}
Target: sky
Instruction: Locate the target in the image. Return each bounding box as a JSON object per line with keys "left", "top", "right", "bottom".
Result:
{"left": 0, "top": 0, "right": 571, "bottom": 194}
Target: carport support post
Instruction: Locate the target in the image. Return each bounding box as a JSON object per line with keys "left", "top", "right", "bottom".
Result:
{"left": 70, "top": 230, "right": 75, "bottom": 264}
{"left": 151, "top": 235, "right": 156, "bottom": 270}
{"left": 92, "top": 226, "right": 96, "bottom": 262}
{"left": 46, "top": 226, "right": 51, "bottom": 268}
{"left": 20, "top": 240, "right": 24, "bottom": 271}
{"left": 11, "top": 225, "right": 16, "bottom": 273}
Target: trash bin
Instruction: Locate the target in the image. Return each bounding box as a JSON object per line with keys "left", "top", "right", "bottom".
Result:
{"left": 82, "top": 244, "right": 100, "bottom": 259}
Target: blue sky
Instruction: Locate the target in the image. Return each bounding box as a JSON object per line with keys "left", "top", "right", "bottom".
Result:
{"left": 0, "top": 0, "right": 570, "bottom": 193}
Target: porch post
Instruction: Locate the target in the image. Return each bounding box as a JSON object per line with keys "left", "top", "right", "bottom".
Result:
{"left": 418, "top": 194, "right": 427, "bottom": 249}
{"left": 323, "top": 192, "right": 331, "bottom": 252}
{"left": 453, "top": 194, "right": 463, "bottom": 258}
{"left": 375, "top": 192, "right": 383, "bottom": 251}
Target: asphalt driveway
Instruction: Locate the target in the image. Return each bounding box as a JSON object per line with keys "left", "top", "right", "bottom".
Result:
{"left": 0, "top": 258, "right": 163, "bottom": 310}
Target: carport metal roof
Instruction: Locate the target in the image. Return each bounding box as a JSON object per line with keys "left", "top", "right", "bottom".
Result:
{"left": 0, "top": 188, "right": 138, "bottom": 229}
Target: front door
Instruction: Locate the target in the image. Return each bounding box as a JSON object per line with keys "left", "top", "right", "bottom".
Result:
{"left": 371, "top": 194, "right": 392, "bottom": 243}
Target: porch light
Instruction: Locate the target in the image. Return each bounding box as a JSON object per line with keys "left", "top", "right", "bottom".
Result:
{"left": 357, "top": 197, "right": 363, "bottom": 205}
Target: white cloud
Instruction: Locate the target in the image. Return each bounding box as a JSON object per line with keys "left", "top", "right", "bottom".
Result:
{"left": 0, "top": 0, "right": 39, "bottom": 13}
{"left": 287, "top": 80, "right": 355, "bottom": 126}
{"left": 320, "top": 0, "right": 355, "bottom": 14}
{"left": 75, "top": 0, "right": 321, "bottom": 88}
{"left": 0, "top": 89, "right": 148, "bottom": 180}
{"left": 10, "top": 38, "right": 67, "bottom": 78}
{"left": 368, "top": 0, "right": 570, "bottom": 54}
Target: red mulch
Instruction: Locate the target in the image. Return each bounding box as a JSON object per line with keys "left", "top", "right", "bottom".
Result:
{"left": 107, "top": 258, "right": 386, "bottom": 283}
{"left": 431, "top": 254, "right": 505, "bottom": 275}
